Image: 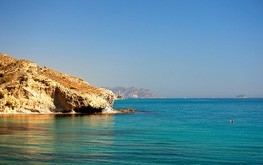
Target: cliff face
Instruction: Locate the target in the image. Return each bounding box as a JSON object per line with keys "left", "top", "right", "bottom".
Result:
{"left": 0, "top": 53, "right": 116, "bottom": 114}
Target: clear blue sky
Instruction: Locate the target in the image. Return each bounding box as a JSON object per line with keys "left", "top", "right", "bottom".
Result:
{"left": 1, "top": 0, "right": 263, "bottom": 98}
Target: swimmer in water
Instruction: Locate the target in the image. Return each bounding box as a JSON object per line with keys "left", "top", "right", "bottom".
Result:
{"left": 229, "top": 120, "right": 234, "bottom": 123}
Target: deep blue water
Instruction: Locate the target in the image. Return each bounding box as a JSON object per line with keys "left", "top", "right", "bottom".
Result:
{"left": 0, "top": 98, "right": 263, "bottom": 164}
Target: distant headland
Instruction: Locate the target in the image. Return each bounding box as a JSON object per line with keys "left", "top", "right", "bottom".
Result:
{"left": 235, "top": 95, "right": 247, "bottom": 98}
{"left": 0, "top": 53, "right": 133, "bottom": 114}
{"left": 107, "top": 87, "right": 158, "bottom": 99}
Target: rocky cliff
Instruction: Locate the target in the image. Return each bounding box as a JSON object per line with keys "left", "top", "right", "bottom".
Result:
{"left": 0, "top": 53, "right": 117, "bottom": 114}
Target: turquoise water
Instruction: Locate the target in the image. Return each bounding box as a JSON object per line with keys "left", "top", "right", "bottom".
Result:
{"left": 0, "top": 98, "right": 263, "bottom": 164}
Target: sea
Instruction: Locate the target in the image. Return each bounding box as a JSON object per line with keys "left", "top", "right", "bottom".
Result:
{"left": 0, "top": 98, "right": 263, "bottom": 164}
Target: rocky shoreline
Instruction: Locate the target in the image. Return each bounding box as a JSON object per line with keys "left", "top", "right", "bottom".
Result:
{"left": 0, "top": 108, "right": 135, "bottom": 115}
{"left": 0, "top": 53, "right": 133, "bottom": 114}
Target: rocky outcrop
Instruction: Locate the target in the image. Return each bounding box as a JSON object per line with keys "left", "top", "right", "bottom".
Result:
{"left": 0, "top": 53, "right": 119, "bottom": 114}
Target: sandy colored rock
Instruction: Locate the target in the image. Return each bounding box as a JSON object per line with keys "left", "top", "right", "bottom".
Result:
{"left": 0, "top": 53, "right": 116, "bottom": 114}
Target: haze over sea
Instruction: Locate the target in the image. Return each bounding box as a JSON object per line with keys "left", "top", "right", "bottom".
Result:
{"left": 1, "top": 98, "right": 263, "bottom": 164}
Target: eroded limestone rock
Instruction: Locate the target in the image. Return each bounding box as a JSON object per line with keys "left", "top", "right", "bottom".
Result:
{"left": 0, "top": 53, "right": 116, "bottom": 114}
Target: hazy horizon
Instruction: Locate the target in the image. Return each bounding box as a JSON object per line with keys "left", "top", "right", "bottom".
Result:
{"left": 1, "top": 0, "right": 263, "bottom": 98}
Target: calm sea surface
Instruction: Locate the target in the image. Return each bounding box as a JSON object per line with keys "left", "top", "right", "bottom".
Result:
{"left": 0, "top": 98, "right": 263, "bottom": 164}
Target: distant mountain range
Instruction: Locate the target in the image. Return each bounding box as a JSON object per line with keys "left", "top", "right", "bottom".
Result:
{"left": 107, "top": 87, "right": 158, "bottom": 98}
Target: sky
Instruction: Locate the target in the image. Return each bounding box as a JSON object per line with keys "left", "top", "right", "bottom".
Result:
{"left": 0, "top": 0, "right": 263, "bottom": 98}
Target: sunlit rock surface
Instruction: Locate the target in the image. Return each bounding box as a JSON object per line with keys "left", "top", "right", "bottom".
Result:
{"left": 0, "top": 53, "right": 117, "bottom": 114}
